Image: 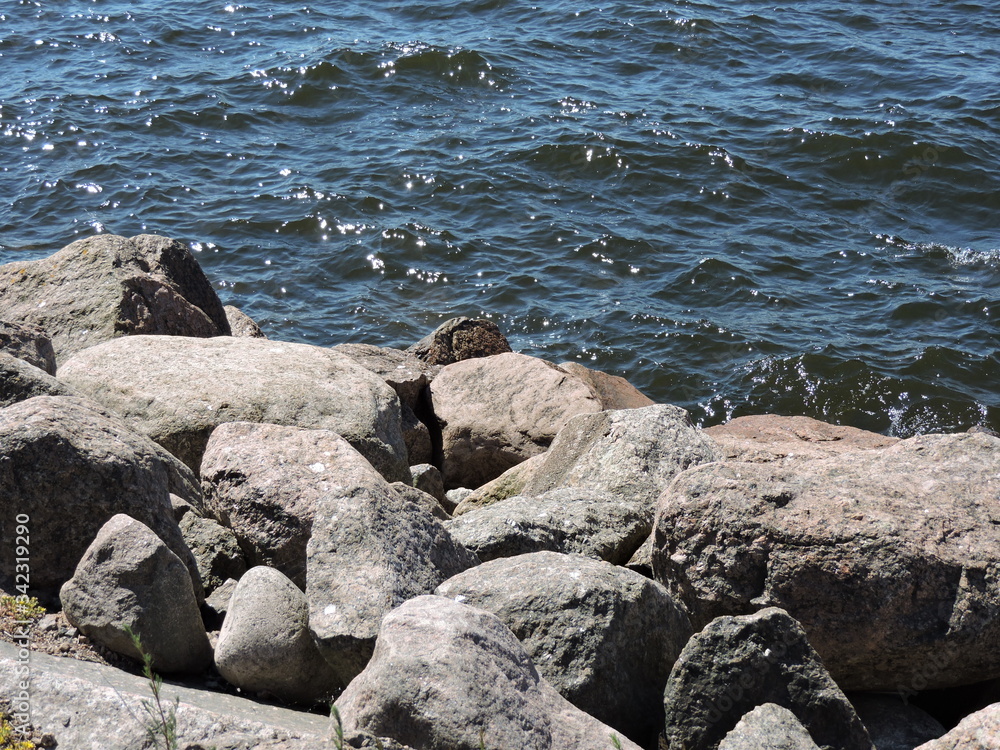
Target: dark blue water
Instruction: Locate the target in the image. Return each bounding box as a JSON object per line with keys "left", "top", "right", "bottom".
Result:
{"left": 1, "top": 0, "right": 998, "bottom": 435}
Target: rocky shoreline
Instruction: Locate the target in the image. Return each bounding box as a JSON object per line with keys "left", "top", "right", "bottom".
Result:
{"left": 1, "top": 234, "right": 999, "bottom": 749}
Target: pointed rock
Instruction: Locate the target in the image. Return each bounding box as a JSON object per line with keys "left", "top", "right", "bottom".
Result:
{"left": 335, "top": 595, "right": 643, "bottom": 750}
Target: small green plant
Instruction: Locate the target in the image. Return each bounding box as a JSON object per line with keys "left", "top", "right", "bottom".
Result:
{"left": 0, "top": 596, "right": 45, "bottom": 620}
{"left": 610, "top": 733, "right": 624, "bottom": 749}
{"left": 0, "top": 714, "right": 35, "bottom": 750}
{"left": 330, "top": 705, "right": 345, "bottom": 750}
{"left": 124, "top": 626, "right": 179, "bottom": 750}
{"left": 478, "top": 728, "right": 487, "bottom": 750}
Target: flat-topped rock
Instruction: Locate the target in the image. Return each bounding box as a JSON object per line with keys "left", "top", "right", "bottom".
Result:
{"left": 705, "top": 414, "right": 898, "bottom": 461}
{"left": 57, "top": 335, "right": 410, "bottom": 481}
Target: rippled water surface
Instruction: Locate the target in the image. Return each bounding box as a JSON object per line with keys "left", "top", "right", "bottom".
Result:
{"left": 2, "top": 0, "right": 998, "bottom": 434}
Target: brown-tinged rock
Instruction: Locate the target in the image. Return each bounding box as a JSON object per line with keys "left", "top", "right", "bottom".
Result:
{"left": 705, "top": 414, "right": 898, "bottom": 462}
{"left": 430, "top": 352, "right": 603, "bottom": 488}
{"left": 913, "top": 702, "right": 1000, "bottom": 749}
{"left": 557, "top": 361, "right": 655, "bottom": 410}
{"left": 652, "top": 432, "right": 1000, "bottom": 691}
{"left": 407, "top": 316, "right": 512, "bottom": 366}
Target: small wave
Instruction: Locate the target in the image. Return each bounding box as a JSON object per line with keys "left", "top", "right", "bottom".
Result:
{"left": 876, "top": 234, "right": 1000, "bottom": 267}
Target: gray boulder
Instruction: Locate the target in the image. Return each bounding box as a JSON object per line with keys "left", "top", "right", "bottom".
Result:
{"left": 335, "top": 595, "right": 642, "bottom": 750}
{"left": 57, "top": 335, "right": 410, "bottom": 481}
{"left": 0, "top": 395, "right": 202, "bottom": 595}
{"left": 913, "top": 703, "right": 1000, "bottom": 749}
{"left": 717, "top": 704, "right": 821, "bottom": 750}
{"left": 201, "top": 421, "right": 392, "bottom": 588}
{"left": 410, "top": 463, "right": 446, "bottom": 504}
{"left": 661, "top": 608, "right": 873, "bottom": 750}
{"left": 0, "top": 351, "right": 77, "bottom": 408}
{"left": 522, "top": 403, "right": 720, "bottom": 502}
{"left": 0, "top": 319, "right": 56, "bottom": 373}
{"left": 652, "top": 432, "right": 1000, "bottom": 690}
{"left": 849, "top": 694, "right": 945, "bottom": 750}
{"left": 430, "top": 352, "right": 603, "bottom": 488}
{"left": 179, "top": 512, "right": 247, "bottom": 595}
{"left": 306, "top": 487, "right": 479, "bottom": 685}
{"left": 215, "top": 566, "right": 341, "bottom": 705}
{"left": 407, "top": 316, "right": 512, "bottom": 365}
{"left": 445, "top": 488, "right": 649, "bottom": 564}
{"left": 59, "top": 514, "right": 212, "bottom": 674}
{"left": 705, "top": 414, "right": 898, "bottom": 462}
{"left": 225, "top": 305, "right": 267, "bottom": 338}
{"left": 0, "top": 234, "right": 229, "bottom": 361}
{"left": 436, "top": 551, "right": 691, "bottom": 746}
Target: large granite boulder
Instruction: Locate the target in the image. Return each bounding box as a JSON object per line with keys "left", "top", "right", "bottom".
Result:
{"left": 436, "top": 551, "right": 691, "bottom": 746}
{"left": 0, "top": 395, "right": 201, "bottom": 595}
{"left": 914, "top": 703, "right": 1000, "bottom": 749}
{"left": 200, "top": 421, "right": 391, "bottom": 588}
{"left": 520, "top": 403, "right": 720, "bottom": 509}
{"left": 717, "top": 704, "right": 821, "bottom": 750}
{"left": 705, "top": 414, "right": 898, "bottom": 462}
{"left": 661, "top": 608, "right": 873, "bottom": 750}
{"left": 0, "top": 234, "right": 229, "bottom": 360}
{"left": 306, "top": 487, "right": 479, "bottom": 684}
{"left": 407, "top": 316, "right": 512, "bottom": 365}
{"left": 335, "top": 595, "right": 642, "bottom": 750}
{"left": 57, "top": 335, "right": 410, "bottom": 481}
{"left": 429, "top": 352, "right": 604, "bottom": 489}
{"left": 59, "top": 514, "right": 212, "bottom": 674}
{"left": 445, "top": 488, "right": 649, "bottom": 564}
{"left": 0, "top": 320, "right": 56, "bottom": 373}
{"left": 214, "top": 566, "right": 341, "bottom": 705}
{"left": 652, "top": 432, "right": 1000, "bottom": 690}
{"left": 0, "top": 351, "right": 77, "bottom": 408}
